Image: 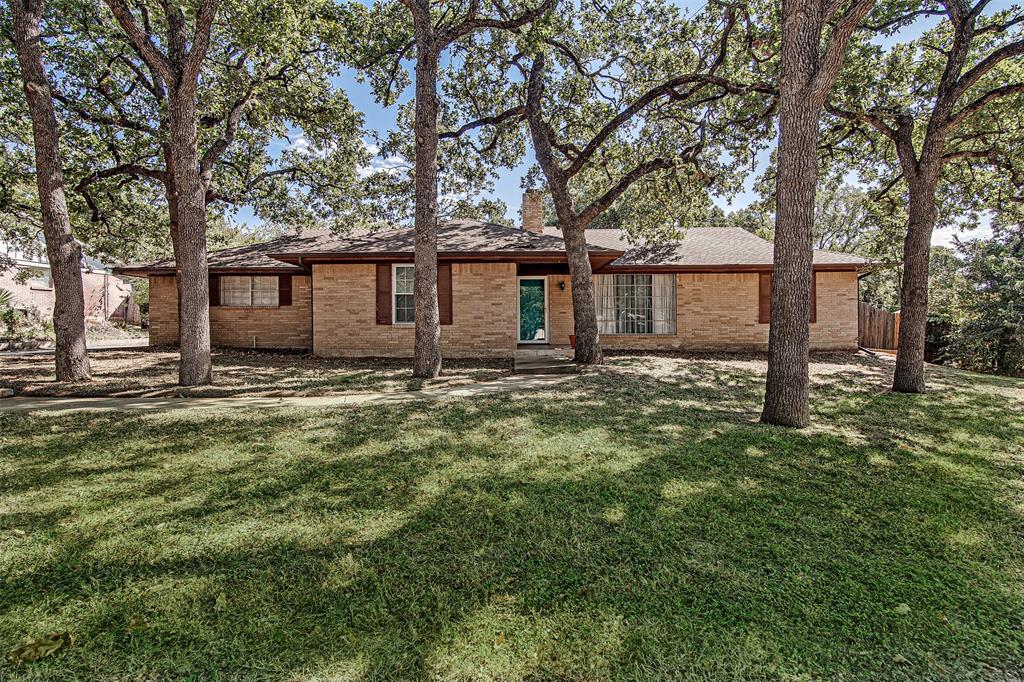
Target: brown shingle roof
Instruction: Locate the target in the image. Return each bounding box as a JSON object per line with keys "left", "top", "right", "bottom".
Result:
{"left": 542, "top": 226, "right": 869, "bottom": 268}
{"left": 267, "top": 220, "right": 612, "bottom": 258}
{"left": 116, "top": 232, "right": 328, "bottom": 275}
{"left": 117, "top": 220, "right": 868, "bottom": 276}
{"left": 117, "top": 221, "right": 619, "bottom": 276}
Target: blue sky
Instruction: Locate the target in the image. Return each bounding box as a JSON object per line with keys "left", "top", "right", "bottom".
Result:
{"left": 238, "top": 1, "right": 1014, "bottom": 247}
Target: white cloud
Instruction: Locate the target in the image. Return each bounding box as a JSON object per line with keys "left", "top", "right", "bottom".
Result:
{"left": 289, "top": 137, "right": 310, "bottom": 153}
{"left": 932, "top": 212, "right": 993, "bottom": 248}
{"left": 932, "top": 223, "right": 993, "bottom": 248}
{"left": 357, "top": 153, "right": 410, "bottom": 179}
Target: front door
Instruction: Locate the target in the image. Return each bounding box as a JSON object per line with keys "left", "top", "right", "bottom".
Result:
{"left": 518, "top": 277, "right": 547, "bottom": 343}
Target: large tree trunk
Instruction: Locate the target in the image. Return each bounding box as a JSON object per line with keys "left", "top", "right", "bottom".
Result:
{"left": 524, "top": 54, "right": 602, "bottom": 365}
{"left": 168, "top": 86, "right": 212, "bottom": 385}
{"left": 12, "top": 0, "right": 91, "bottom": 382}
{"left": 411, "top": 40, "right": 442, "bottom": 378}
{"left": 163, "top": 150, "right": 185, "bottom": 348}
{"left": 761, "top": 2, "right": 820, "bottom": 428}
{"left": 892, "top": 172, "right": 939, "bottom": 393}
{"left": 561, "top": 219, "right": 601, "bottom": 364}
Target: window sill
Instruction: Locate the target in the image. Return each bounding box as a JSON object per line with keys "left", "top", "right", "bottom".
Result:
{"left": 29, "top": 286, "right": 53, "bottom": 292}
{"left": 216, "top": 305, "right": 281, "bottom": 309}
{"left": 602, "top": 332, "right": 678, "bottom": 337}
{"left": 392, "top": 322, "right": 415, "bottom": 327}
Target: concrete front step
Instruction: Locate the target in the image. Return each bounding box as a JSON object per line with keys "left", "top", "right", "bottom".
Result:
{"left": 515, "top": 346, "right": 573, "bottom": 361}
{"left": 513, "top": 359, "right": 578, "bottom": 375}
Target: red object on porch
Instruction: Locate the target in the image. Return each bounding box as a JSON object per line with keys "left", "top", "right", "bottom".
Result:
{"left": 569, "top": 334, "right": 576, "bottom": 348}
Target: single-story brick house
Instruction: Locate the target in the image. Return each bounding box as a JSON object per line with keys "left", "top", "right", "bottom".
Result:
{"left": 117, "top": 196, "right": 868, "bottom": 357}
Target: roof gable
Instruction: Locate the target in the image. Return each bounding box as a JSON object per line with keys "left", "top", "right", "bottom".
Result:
{"left": 542, "top": 226, "right": 869, "bottom": 268}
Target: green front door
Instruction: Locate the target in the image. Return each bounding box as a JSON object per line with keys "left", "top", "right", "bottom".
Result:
{"left": 519, "top": 278, "right": 547, "bottom": 343}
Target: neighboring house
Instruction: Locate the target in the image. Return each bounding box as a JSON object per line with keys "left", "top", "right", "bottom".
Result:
{"left": 1, "top": 239, "right": 135, "bottom": 323}
{"left": 117, "top": 194, "right": 868, "bottom": 357}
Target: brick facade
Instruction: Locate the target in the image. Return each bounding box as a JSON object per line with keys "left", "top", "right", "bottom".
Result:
{"left": 148, "top": 267, "right": 858, "bottom": 355}
{"left": 545, "top": 270, "right": 858, "bottom": 352}
{"left": 148, "top": 275, "right": 179, "bottom": 345}
{"left": 312, "top": 262, "right": 517, "bottom": 358}
{"left": 1, "top": 267, "right": 133, "bottom": 322}
{"left": 148, "top": 274, "right": 312, "bottom": 349}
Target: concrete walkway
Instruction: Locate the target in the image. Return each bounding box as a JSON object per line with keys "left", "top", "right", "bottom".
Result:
{"left": 0, "top": 373, "right": 576, "bottom": 415}
{"left": 1, "top": 337, "right": 149, "bottom": 356}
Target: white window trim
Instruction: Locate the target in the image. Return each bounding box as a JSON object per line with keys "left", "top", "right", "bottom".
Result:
{"left": 392, "top": 263, "right": 415, "bottom": 325}
{"left": 220, "top": 275, "right": 279, "bottom": 308}
{"left": 595, "top": 273, "right": 677, "bottom": 336}
{"left": 27, "top": 267, "right": 53, "bottom": 291}
{"left": 517, "top": 276, "right": 549, "bottom": 344}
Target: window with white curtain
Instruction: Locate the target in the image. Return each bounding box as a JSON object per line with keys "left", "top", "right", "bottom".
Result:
{"left": 594, "top": 273, "right": 676, "bottom": 334}
{"left": 221, "top": 275, "right": 279, "bottom": 307}
{"left": 393, "top": 264, "right": 415, "bottom": 323}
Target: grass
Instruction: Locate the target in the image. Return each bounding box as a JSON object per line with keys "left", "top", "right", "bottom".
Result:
{"left": 1, "top": 353, "right": 1022, "bottom": 680}
{"left": 0, "top": 348, "right": 510, "bottom": 398}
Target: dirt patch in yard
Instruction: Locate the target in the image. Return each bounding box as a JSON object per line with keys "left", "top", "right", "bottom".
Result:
{"left": 0, "top": 347, "right": 511, "bottom": 398}
{"left": 596, "top": 349, "right": 1024, "bottom": 401}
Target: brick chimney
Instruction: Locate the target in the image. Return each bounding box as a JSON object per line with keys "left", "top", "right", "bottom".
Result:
{"left": 521, "top": 191, "right": 544, "bottom": 234}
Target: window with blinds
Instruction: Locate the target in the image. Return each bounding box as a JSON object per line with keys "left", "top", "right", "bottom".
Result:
{"left": 393, "top": 264, "right": 415, "bottom": 323}
{"left": 594, "top": 273, "right": 676, "bottom": 335}
{"left": 220, "top": 275, "right": 279, "bottom": 307}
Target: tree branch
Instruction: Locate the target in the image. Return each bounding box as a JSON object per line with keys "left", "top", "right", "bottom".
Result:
{"left": 576, "top": 157, "right": 676, "bottom": 226}
{"left": 809, "top": 0, "right": 877, "bottom": 106}
{"left": 438, "top": 105, "right": 526, "bottom": 139}
{"left": 101, "top": 0, "right": 174, "bottom": 84}
{"left": 951, "top": 38, "right": 1024, "bottom": 101}
{"left": 182, "top": 0, "right": 220, "bottom": 88}
{"left": 825, "top": 102, "right": 898, "bottom": 139}
{"left": 946, "top": 81, "right": 1024, "bottom": 130}
{"left": 442, "top": 0, "right": 554, "bottom": 46}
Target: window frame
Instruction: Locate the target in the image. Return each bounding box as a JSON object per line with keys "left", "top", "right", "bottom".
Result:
{"left": 27, "top": 268, "right": 53, "bottom": 291}
{"left": 516, "top": 276, "right": 549, "bottom": 344}
{"left": 219, "top": 275, "right": 279, "bottom": 308}
{"left": 595, "top": 273, "right": 677, "bottom": 336}
{"left": 392, "top": 263, "right": 415, "bottom": 325}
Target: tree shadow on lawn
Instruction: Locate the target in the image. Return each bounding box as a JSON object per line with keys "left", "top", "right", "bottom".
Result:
{"left": 1, "top": 371, "right": 1023, "bottom": 680}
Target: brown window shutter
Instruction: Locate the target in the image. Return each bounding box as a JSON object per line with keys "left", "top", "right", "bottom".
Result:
{"left": 758, "top": 273, "right": 771, "bottom": 324}
{"left": 209, "top": 274, "right": 220, "bottom": 307}
{"left": 278, "top": 275, "right": 292, "bottom": 307}
{"left": 376, "top": 263, "right": 392, "bottom": 325}
{"left": 809, "top": 272, "right": 817, "bottom": 323}
{"left": 438, "top": 263, "right": 453, "bottom": 325}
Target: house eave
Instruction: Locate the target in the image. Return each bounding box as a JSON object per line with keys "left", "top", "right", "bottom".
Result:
{"left": 597, "top": 263, "right": 868, "bottom": 273}
{"left": 267, "top": 250, "right": 625, "bottom": 266}
{"left": 114, "top": 265, "right": 309, "bottom": 277}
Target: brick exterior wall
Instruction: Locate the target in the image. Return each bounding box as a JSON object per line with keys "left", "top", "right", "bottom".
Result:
{"left": 1, "top": 267, "right": 133, "bottom": 322}
{"left": 146, "top": 267, "right": 858, "bottom": 356}
{"left": 545, "top": 270, "right": 858, "bottom": 351}
{"left": 312, "top": 262, "right": 517, "bottom": 358}
{"left": 148, "top": 275, "right": 179, "bottom": 345}
{"left": 148, "top": 274, "right": 313, "bottom": 349}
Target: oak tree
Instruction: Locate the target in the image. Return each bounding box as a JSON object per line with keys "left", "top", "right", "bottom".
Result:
{"left": 827, "top": 0, "right": 1024, "bottom": 392}
{"left": 347, "top": 0, "right": 552, "bottom": 378}
{"left": 7, "top": 0, "right": 90, "bottom": 381}
{"left": 758, "top": 0, "right": 876, "bottom": 427}
{"left": 455, "top": 0, "right": 774, "bottom": 364}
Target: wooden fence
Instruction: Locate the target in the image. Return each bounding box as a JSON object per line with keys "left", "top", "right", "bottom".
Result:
{"left": 858, "top": 302, "right": 899, "bottom": 350}
{"left": 110, "top": 295, "right": 143, "bottom": 327}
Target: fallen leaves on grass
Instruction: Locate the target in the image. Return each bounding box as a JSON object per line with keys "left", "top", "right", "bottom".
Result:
{"left": 5, "top": 631, "right": 72, "bottom": 664}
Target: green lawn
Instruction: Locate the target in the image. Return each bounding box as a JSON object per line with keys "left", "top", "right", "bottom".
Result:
{"left": 1, "top": 354, "right": 1022, "bottom": 680}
